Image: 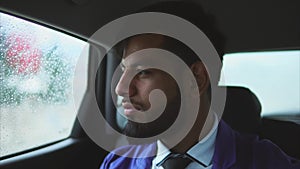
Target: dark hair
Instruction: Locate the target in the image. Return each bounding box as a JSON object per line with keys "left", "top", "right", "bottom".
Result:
{"left": 135, "top": 1, "right": 225, "bottom": 61}
{"left": 121, "top": 33, "right": 200, "bottom": 66}
{"left": 132, "top": 1, "right": 224, "bottom": 99}
{"left": 117, "top": 1, "right": 224, "bottom": 67}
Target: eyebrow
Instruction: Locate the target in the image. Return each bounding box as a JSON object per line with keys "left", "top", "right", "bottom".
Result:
{"left": 121, "top": 60, "right": 145, "bottom": 69}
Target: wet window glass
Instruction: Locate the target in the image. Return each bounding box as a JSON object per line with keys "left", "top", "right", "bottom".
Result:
{"left": 0, "top": 12, "right": 88, "bottom": 157}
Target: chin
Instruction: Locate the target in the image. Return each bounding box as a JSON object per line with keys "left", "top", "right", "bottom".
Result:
{"left": 123, "top": 109, "right": 179, "bottom": 145}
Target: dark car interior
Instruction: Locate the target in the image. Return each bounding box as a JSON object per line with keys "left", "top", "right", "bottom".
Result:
{"left": 0, "top": 0, "right": 299, "bottom": 169}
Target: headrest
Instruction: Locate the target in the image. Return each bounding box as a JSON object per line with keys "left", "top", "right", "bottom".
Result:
{"left": 221, "top": 86, "right": 262, "bottom": 134}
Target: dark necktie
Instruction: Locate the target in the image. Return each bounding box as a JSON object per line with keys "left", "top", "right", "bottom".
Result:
{"left": 160, "top": 153, "right": 192, "bottom": 169}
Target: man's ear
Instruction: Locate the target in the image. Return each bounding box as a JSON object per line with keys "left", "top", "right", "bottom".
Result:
{"left": 190, "top": 61, "right": 210, "bottom": 95}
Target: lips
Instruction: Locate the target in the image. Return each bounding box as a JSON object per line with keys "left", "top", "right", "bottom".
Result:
{"left": 122, "top": 101, "right": 142, "bottom": 116}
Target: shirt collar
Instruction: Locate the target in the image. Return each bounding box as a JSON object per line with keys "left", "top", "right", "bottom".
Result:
{"left": 187, "top": 112, "right": 218, "bottom": 166}
{"left": 154, "top": 112, "right": 219, "bottom": 167}
{"left": 153, "top": 140, "right": 171, "bottom": 167}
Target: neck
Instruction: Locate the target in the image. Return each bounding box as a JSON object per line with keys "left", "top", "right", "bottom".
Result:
{"left": 163, "top": 96, "right": 212, "bottom": 154}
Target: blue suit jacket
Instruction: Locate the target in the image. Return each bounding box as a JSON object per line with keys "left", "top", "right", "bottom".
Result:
{"left": 100, "top": 120, "right": 300, "bottom": 169}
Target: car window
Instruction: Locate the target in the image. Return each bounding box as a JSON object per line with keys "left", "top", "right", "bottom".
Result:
{"left": 220, "top": 50, "right": 300, "bottom": 119}
{"left": 0, "top": 12, "right": 88, "bottom": 157}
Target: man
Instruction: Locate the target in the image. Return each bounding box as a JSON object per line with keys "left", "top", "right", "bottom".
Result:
{"left": 100, "top": 1, "right": 300, "bottom": 169}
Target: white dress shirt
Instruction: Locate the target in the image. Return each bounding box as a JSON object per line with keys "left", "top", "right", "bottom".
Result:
{"left": 152, "top": 112, "right": 219, "bottom": 169}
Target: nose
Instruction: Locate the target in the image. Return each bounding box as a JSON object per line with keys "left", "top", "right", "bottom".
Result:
{"left": 115, "top": 70, "right": 136, "bottom": 97}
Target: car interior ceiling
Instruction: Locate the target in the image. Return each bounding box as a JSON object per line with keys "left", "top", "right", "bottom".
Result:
{"left": 0, "top": 0, "right": 299, "bottom": 168}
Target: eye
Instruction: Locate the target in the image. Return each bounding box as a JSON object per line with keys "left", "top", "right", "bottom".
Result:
{"left": 137, "top": 69, "right": 151, "bottom": 76}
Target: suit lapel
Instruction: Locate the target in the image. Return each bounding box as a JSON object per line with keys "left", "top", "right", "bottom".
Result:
{"left": 212, "top": 120, "right": 237, "bottom": 169}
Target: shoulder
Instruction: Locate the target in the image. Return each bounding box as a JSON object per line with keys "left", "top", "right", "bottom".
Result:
{"left": 100, "top": 143, "right": 156, "bottom": 169}
{"left": 234, "top": 128, "right": 300, "bottom": 169}
{"left": 216, "top": 120, "right": 300, "bottom": 169}
{"left": 250, "top": 138, "right": 299, "bottom": 169}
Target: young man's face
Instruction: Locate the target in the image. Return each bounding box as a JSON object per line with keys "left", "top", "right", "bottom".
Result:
{"left": 115, "top": 34, "right": 181, "bottom": 138}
